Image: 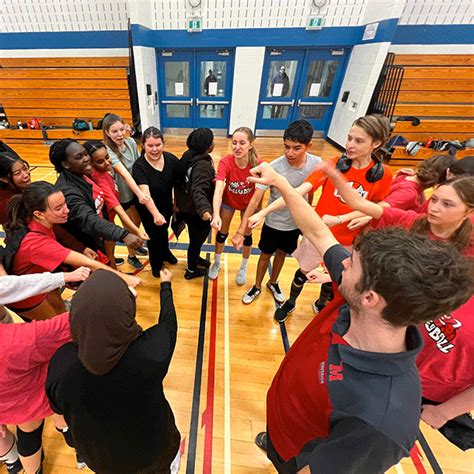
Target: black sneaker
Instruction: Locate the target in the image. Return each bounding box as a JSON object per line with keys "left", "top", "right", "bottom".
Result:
{"left": 127, "top": 256, "right": 144, "bottom": 270}
{"left": 163, "top": 251, "right": 178, "bottom": 265}
{"left": 115, "top": 257, "right": 125, "bottom": 266}
{"left": 5, "top": 459, "right": 22, "bottom": 474}
{"left": 274, "top": 300, "right": 295, "bottom": 323}
{"left": 255, "top": 432, "right": 268, "bottom": 452}
{"left": 184, "top": 268, "right": 207, "bottom": 280}
{"left": 135, "top": 246, "right": 148, "bottom": 256}
{"left": 197, "top": 257, "right": 211, "bottom": 269}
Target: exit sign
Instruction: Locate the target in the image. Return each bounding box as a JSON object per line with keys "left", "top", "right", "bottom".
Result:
{"left": 306, "top": 16, "right": 325, "bottom": 30}
{"left": 187, "top": 18, "right": 202, "bottom": 32}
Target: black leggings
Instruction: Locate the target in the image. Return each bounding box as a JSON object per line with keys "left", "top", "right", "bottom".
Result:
{"left": 180, "top": 212, "right": 210, "bottom": 270}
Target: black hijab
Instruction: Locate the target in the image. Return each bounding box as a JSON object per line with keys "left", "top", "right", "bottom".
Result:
{"left": 70, "top": 269, "right": 142, "bottom": 375}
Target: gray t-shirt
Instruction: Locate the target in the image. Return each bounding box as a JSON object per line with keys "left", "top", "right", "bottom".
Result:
{"left": 108, "top": 137, "right": 139, "bottom": 203}
{"left": 256, "top": 153, "right": 321, "bottom": 231}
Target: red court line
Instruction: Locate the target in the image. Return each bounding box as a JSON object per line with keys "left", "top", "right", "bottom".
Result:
{"left": 410, "top": 443, "right": 427, "bottom": 474}
{"left": 202, "top": 277, "right": 219, "bottom": 473}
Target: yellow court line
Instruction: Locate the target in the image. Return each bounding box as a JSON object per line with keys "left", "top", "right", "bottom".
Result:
{"left": 395, "top": 463, "right": 405, "bottom": 474}
{"left": 224, "top": 253, "right": 232, "bottom": 473}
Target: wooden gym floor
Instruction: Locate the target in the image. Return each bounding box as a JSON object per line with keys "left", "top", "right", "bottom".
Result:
{"left": 1, "top": 137, "right": 473, "bottom": 473}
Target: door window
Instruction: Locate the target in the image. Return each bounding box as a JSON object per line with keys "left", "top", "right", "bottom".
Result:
{"left": 165, "top": 62, "right": 190, "bottom": 96}
{"left": 265, "top": 60, "right": 298, "bottom": 98}
{"left": 302, "top": 60, "right": 338, "bottom": 98}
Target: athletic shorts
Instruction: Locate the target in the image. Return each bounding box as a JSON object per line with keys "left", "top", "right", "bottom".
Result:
{"left": 258, "top": 223, "right": 300, "bottom": 255}
{"left": 121, "top": 196, "right": 137, "bottom": 211}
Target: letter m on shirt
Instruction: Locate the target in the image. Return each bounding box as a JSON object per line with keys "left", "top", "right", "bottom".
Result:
{"left": 329, "top": 363, "right": 344, "bottom": 381}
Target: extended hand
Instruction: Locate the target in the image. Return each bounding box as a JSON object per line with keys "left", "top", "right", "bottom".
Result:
{"left": 160, "top": 268, "right": 173, "bottom": 282}
{"left": 64, "top": 266, "right": 91, "bottom": 283}
{"left": 248, "top": 211, "right": 264, "bottom": 229}
{"left": 306, "top": 269, "right": 331, "bottom": 284}
{"left": 211, "top": 216, "right": 222, "bottom": 231}
{"left": 247, "top": 163, "right": 280, "bottom": 187}
{"left": 83, "top": 247, "right": 98, "bottom": 259}
{"left": 347, "top": 215, "right": 373, "bottom": 230}
{"left": 231, "top": 232, "right": 244, "bottom": 250}
{"left": 421, "top": 404, "right": 449, "bottom": 429}
{"left": 123, "top": 233, "right": 145, "bottom": 249}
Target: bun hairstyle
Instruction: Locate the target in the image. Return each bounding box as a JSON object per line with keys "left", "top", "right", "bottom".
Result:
{"left": 352, "top": 114, "right": 391, "bottom": 161}
{"left": 416, "top": 154, "right": 456, "bottom": 188}
{"left": 5, "top": 181, "right": 58, "bottom": 235}
{"left": 141, "top": 127, "right": 164, "bottom": 158}
{"left": 186, "top": 128, "right": 214, "bottom": 155}
{"left": 84, "top": 140, "right": 107, "bottom": 159}
{"left": 49, "top": 139, "right": 78, "bottom": 173}
{"left": 233, "top": 127, "right": 258, "bottom": 168}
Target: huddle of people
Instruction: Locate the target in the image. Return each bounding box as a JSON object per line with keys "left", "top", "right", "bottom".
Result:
{"left": 0, "top": 112, "right": 472, "bottom": 473}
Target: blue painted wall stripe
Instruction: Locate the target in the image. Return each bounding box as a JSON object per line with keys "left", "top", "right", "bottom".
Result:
{"left": 0, "top": 22, "right": 470, "bottom": 50}
{"left": 392, "top": 24, "right": 474, "bottom": 45}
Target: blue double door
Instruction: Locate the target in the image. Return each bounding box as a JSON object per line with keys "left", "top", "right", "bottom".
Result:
{"left": 256, "top": 48, "right": 348, "bottom": 135}
{"left": 156, "top": 49, "right": 234, "bottom": 132}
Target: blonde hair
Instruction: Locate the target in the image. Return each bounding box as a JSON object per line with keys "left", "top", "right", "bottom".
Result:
{"left": 233, "top": 127, "right": 258, "bottom": 168}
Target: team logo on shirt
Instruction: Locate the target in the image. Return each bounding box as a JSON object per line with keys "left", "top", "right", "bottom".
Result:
{"left": 424, "top": 315, "right": 461, "bottom": 354}
{"left": 333, "top": 181, "right": 368, "bottom": 202}
{"left": 228, "top": 180, "right": 252, "bottom": 195}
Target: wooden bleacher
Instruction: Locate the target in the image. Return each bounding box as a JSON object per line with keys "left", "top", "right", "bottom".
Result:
{"left": 387, "top": 54, "right": 473, "bottom": 166}
{"left": 0, "top": 56, "right": 131, "bottom": 144}
{"left": 391, "top": 54, "right": 473, "bottom": 142}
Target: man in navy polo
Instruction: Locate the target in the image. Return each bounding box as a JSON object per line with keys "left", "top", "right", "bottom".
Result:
{"left": 249, "top": 163, "right": 472, "bottom": 473}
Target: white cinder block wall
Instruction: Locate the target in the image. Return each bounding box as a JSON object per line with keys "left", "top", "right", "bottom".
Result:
{"left": 327, "top": 0, "right": 406, "bottom": 146}
{"left": 228, "top": 47, "right": 265, "bottom": 134}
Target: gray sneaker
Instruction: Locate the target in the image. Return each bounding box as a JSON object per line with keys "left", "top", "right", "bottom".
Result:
{"left": 208, "top": 261, "right": 220, "bottom": 280}
{"left": 127, "top": 256, "right": 144, "bottom": 270}
{"left": 235, "top": 267, "right": 247, "bottom": 286}
{"left": 266, "top": 281, "right": 285, "bottom": 304}
{"left": 242, "top": 285, "right": 261, "bottom": 304}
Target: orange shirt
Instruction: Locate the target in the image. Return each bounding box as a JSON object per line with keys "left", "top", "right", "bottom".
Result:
{"left": 306, "top": 157, "right": 393, "bottom": 245}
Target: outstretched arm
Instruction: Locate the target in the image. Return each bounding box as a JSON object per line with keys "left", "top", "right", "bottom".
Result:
{"left": 248, "top": 164, "right": 338, "bottom": 257}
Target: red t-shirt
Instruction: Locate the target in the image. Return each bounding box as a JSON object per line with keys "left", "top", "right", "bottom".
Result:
{"left": 0, "top": 312, "right": 71, "bottom": 424}
{"left": 10, "top": 220, "right": 71, "bottom": 310}
{"left": 0, "top": 186, "right": 16, "bottom": 226}
{"left": 306, "top": 157, "right": 393, "bottom": 245}
{"left": 85, "top": 175, "right": 105, "bottom": 218}
{"left": 215, "top": 154, "right": 263, "bottom": 210}
{"left": 417, "top": 297, "right": 474, "bottom": 403}
{"left": 374, "top": 207, "right": 474, "bottom": 257}
{"left": 91, "top": 169, "right": 119, "bottom": 221}
{"left": 384, "top": 172, "right": 425, "bottom": 210}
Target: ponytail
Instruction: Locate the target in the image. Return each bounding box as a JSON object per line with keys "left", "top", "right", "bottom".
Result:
{"left": 4, "top": 181, "right": 58, "bottom": 236}
{"left": 232, "top": 127, "right": 258, "bottom": 168}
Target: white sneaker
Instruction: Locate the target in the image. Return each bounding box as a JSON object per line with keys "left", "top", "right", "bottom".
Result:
{"left": 170, "top": 450, "right": 180, "bottom": 474}
{"left": 242, "top": 285, "right": 262, "bottom": 304}
{"left": 208, "top": 261, "right": 220, "bottom": 280}
{"left": 235, "top": 267, "right": 247, "bottom": 285}
{"left": 266, "top": 281, "right": 285, "bottom": 304}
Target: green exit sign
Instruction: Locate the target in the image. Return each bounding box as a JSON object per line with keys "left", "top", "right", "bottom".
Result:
{"left": 306, "top": 16, "right": 325, "bottom": 30}
{"left": 187, "top": 18, "right": 202, "bottom": 32}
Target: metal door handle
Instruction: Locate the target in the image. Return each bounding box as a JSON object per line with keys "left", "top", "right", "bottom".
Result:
{"left": 162, "top": 99, "right": 194, "bottom": 105}
{"left": 297, "top": 100, "right": 333, "bottom": 106}
{"left": 260, "top": 99, "right": 295, "bottom": 106}
{"left": 196, "top": 99, "right": 229, "bottom": 105}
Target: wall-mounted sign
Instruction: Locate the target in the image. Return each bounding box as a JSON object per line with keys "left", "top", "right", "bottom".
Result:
{"left": 187, "top": 18, "right": 202, "bottom": 32}
{"left": 306, "top": 16, "right": 325, "bottom": 30}
{"left": 363, "top": 22, "right": 379, "bottom": 41}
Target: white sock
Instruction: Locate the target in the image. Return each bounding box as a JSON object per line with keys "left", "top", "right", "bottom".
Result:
{"left": 214, "top": 254, "right": 222, "bottom": 266}
{"left": 240, "top": 258, "right": 249, "bottom": 270}
{"left": 0, "top": 438, "right": 19, "bottom": 464}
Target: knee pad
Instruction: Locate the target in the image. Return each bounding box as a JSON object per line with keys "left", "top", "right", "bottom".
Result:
{"left": 17, "top": 421, "right": 44, "bottom": 457}
{"left": 293, "top": 269, "right": 307, "bottom": 286}
{"left": 320, "top": 282, "right": 334, "bottom": 301}
{"left": 216, "top": 231, "right": 228, "bottom": 244}
{"left": 243, "top": 234, "right": 253, "bottom": 247}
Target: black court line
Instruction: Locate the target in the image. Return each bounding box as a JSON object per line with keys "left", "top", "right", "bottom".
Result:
{"left": 186, "top": 231, "right": 213, "bottom": 473}
{"left": 266, "top": 259, "right": 291, "bottom": 353}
